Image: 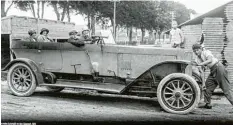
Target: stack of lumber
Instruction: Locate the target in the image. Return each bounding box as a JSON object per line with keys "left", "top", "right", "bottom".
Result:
{"left": 224, "top": 21, "right": 233, "bottom": 83}
{"left": 225, "top": 3, "right": 233, "bottom": 21}
{"left": 202, "top": 18, "right": 225, "bottom": 80}
{"left": 181, "top": 25, "right": 202, "bottom": 50}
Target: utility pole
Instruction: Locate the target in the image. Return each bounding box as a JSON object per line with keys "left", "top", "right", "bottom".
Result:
{"left": 113, "top": 1, "right": 116, "bottom": 40}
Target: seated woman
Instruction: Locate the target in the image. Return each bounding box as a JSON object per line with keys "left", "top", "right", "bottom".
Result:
{"left": 37, "top": 28, "right": 54, "bottom": 42}
{"left": 24, "top": 29, "right": 37, "bottom": 42}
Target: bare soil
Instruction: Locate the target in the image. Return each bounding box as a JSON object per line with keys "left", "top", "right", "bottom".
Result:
{"left": 1, "top": 79, "right": 233, "bottom": 123}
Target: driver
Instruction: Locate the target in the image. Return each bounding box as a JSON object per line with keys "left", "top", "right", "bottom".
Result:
{"left": 67, "top": 30, "right": 85, "bottom": 47}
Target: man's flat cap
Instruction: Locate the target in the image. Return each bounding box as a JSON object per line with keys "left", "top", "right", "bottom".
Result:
{"left": 192, "top": 43, "right": 202, "bottom": 50}
{"left": 69, "top": 30, "right": 78, "bottom": 35}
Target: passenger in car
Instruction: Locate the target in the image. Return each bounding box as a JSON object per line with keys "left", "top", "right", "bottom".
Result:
{"left": 24, "top": 29, "right": 37, "bottom": 42}
{"left": 67, "top": 30, "right": 85, "bottom": 47}
{"left": 81, "top": 30, "right": 92, "bottom": 41}
{"left": 37, "top": 28, "right": 54, "bottom": 42}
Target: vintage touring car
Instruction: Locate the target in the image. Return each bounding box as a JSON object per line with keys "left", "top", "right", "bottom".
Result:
{"left": 2, "top": 36, "right": 202, "bottom": 114}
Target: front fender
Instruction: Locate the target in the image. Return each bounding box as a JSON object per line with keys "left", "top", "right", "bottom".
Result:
{"left": 120, "top": 60, "right": 192, "bottom": 94}
{"left": 2, "top": 58, "right": 44, "bottom": 85}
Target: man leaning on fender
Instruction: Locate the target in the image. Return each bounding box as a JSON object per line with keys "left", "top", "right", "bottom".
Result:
{"left": 191, "top": 43, "right": 233, "bottom": 109}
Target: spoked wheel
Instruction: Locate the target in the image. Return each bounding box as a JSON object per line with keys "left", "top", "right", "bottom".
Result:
{"left": 157, "top": 73, "right": 200, "bottom": 114}
{"left": 7, "top": 63, "right": 37, "bottom": 96}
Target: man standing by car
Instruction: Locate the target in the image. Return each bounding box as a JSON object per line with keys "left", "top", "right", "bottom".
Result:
{"left": 191, "top": 43, "right": 233, "bottom": 109}
{"left": 37, "top": 28, "right": 54, "bottom": 42}
{"left": 67, "top": 30, "right": 85, "bottom": 47}
{"left": 169, "top": 21, "right": 184, "bottom": 48}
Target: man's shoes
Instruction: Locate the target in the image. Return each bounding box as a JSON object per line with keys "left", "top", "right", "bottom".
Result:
{"left": 199, "top": 103, "right": 212, "bottom": 109}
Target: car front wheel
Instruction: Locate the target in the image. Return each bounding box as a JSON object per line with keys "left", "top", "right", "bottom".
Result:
{"left": 7, "top": 63, "right": 37, "bottom": 96}
{"left": 157, "top": 73, "right": 200, "bottom": 114}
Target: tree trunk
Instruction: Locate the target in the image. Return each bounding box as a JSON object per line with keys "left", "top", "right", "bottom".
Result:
{"left": 114, "top": 25, "right": 118, "bottom": 41}
{"left": 1, "top": 1, "right": 6, "bottom": 17}
{"left": 30, "top": 3, "right": 36, "bottom": 18}
{"left": 51, "top": 2, "right": 60, "bottom": 21}
{"left": 66, "top": 3, "right": 70, "bottom": 22}
{"left": 91, "top": 14, "right": 95, "bottom": 35}
{"left": 37, "top": 1, "right": 40, "bottom": 18}
{"left": 129, "top": 26, "right": 133, "bottom": 42}
{"left": 87, "top": 12, "right": 91, "bottom": 29}
{"left": 1, "top": 1, "right": 13, "bottom": 17}
{"left": 41, "top": 1, "right": 45, "bottom": 18}
{"left": 61, "top": 2, "right": 67, "bottom": 21}
{"left": 141, "top": 27, "right": 145, "bottom": 44}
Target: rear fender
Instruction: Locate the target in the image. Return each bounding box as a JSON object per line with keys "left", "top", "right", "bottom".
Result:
{"left": 2, "top": 58, "right": 44, "bottom": 85}
{"left": 121, "top": 60, "right": 192, "bottom": 94}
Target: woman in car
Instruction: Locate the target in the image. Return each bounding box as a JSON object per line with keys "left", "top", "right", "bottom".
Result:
{"left": 37, "top": 28, "right": 54, "bottom": 42}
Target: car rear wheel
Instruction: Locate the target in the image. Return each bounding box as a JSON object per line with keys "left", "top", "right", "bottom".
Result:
{"left": 7, "top": 63, "right": 37, "bottom": 96}
{"left": 157, "top": 73, "right": 200, "bottom": 114}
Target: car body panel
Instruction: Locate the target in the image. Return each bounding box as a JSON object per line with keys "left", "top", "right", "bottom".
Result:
{"left": 9, "top": 40, "right": 193, "bottom": 79}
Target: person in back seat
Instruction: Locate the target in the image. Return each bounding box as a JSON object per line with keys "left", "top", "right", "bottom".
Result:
{"left": 24, "top": 29, "right": 37, "bottom": 42}
{"left": 37, "top": 28, "right": 54, "bottom": 42}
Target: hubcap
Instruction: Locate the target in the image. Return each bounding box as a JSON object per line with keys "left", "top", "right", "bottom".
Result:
{"left": 162, "top": 79, "right": 195, "bottom": 110}
{"left": 11, "top": 66, "right": 32, "bottom": 92}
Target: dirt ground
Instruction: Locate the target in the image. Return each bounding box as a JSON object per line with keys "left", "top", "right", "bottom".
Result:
{"left": 1, "top": 79, "right": 233, "bottom": 123}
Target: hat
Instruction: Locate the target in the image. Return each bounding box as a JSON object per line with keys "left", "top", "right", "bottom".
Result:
{"left": 40, "top": 28, "right": 49, "bottom": 35}
{"left": 28, "top": 29, "right": 36, "bottom": 35}
{"left": 69, "top": 30, "right": 78, "bottom": 35}
{"left": 192, "top": 43, "right": 201, "bottom": 50}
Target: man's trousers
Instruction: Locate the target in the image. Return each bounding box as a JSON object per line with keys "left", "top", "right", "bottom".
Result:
{"left": 204, "top": 62, "right": 233, "bottom": 105}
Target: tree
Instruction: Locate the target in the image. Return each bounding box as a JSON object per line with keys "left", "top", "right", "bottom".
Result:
{"left": 70, "top": 1, "right": 101, "bottom": 34}
{"left": 13, "top": 0, "right": 46, "bottom": 19}
{"left": 1, "top": 0, "right": 14, "bottom": 17}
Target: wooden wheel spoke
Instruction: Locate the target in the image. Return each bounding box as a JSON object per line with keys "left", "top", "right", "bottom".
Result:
{"left": 177, "top": 81, "right": 180, "bottom": 89}
{"left": 180, "top": 98, "right": 187, "bottom": 107}
{"left": 181, "top": 82, "right": 186, "bottom": 89}
{"left": 177, "top": 99, "right": 180, "bottom": 108}
{"left": 165, "top": 86, "right": 174, "bottom": 92}
{"left": 25, "top": 79, "right": 31, "bottom": 82}
{"left": 182, "top": 96, "right": 191, "bottom": 102}
{"left": 171, "top": 82, "right": 176, "bottom": 89}
{"left": 170, "top": 99, "right": 176, "bottom": 105}
{"left": 183, "top": 93, "right": 193, "bottom": 96}
{"left": 183, "top": 87, "right": 191, "bottom": 92}
{"left": 165, "top": 92, "right": 173, "bottom": 95}
{"left": 14, "top": 73, "right": 20, "bottom": 77}
{"left": 165, "top": 95, "right": 174, "bottom": 101}
{"left": 24, "top": 82, "right": 30, "bottom": 87}
{"left": 17, "top": 69, "right": 22, "bottom": 75}
{"left": 16, "top": 84, "right": 21, "bottom": 89}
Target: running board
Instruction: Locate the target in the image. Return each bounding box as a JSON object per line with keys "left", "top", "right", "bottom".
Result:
{"left": 39, "top": 80, "right": 126, "bottom": 94}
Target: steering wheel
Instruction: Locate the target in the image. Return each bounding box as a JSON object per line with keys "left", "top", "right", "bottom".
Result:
{"left": 91, "top": 36, "right": 101, "bottom": 44}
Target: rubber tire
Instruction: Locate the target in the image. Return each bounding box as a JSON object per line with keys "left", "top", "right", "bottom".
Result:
{"left": 192, "top": 72, "right": 204, "bottom": 99}
{"left": 157, "top": 73, "right": 201, "bottom": 114}
{"left": 45, "top": 86, "right": 65, "bottom": 92}
{"left": 7, "top": 63, "right": 37, "bottom": 96}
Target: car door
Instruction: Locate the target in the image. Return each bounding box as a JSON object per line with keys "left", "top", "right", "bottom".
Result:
{"left": 39, "top": 42, "right": 62, "bottom": 72}
{"left": 11, "top": 40, "right": 41, "bottom": 66}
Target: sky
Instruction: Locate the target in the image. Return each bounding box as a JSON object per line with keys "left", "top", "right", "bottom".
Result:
{"left": 5, "top": 0, "right": 233, "bottom": 26}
